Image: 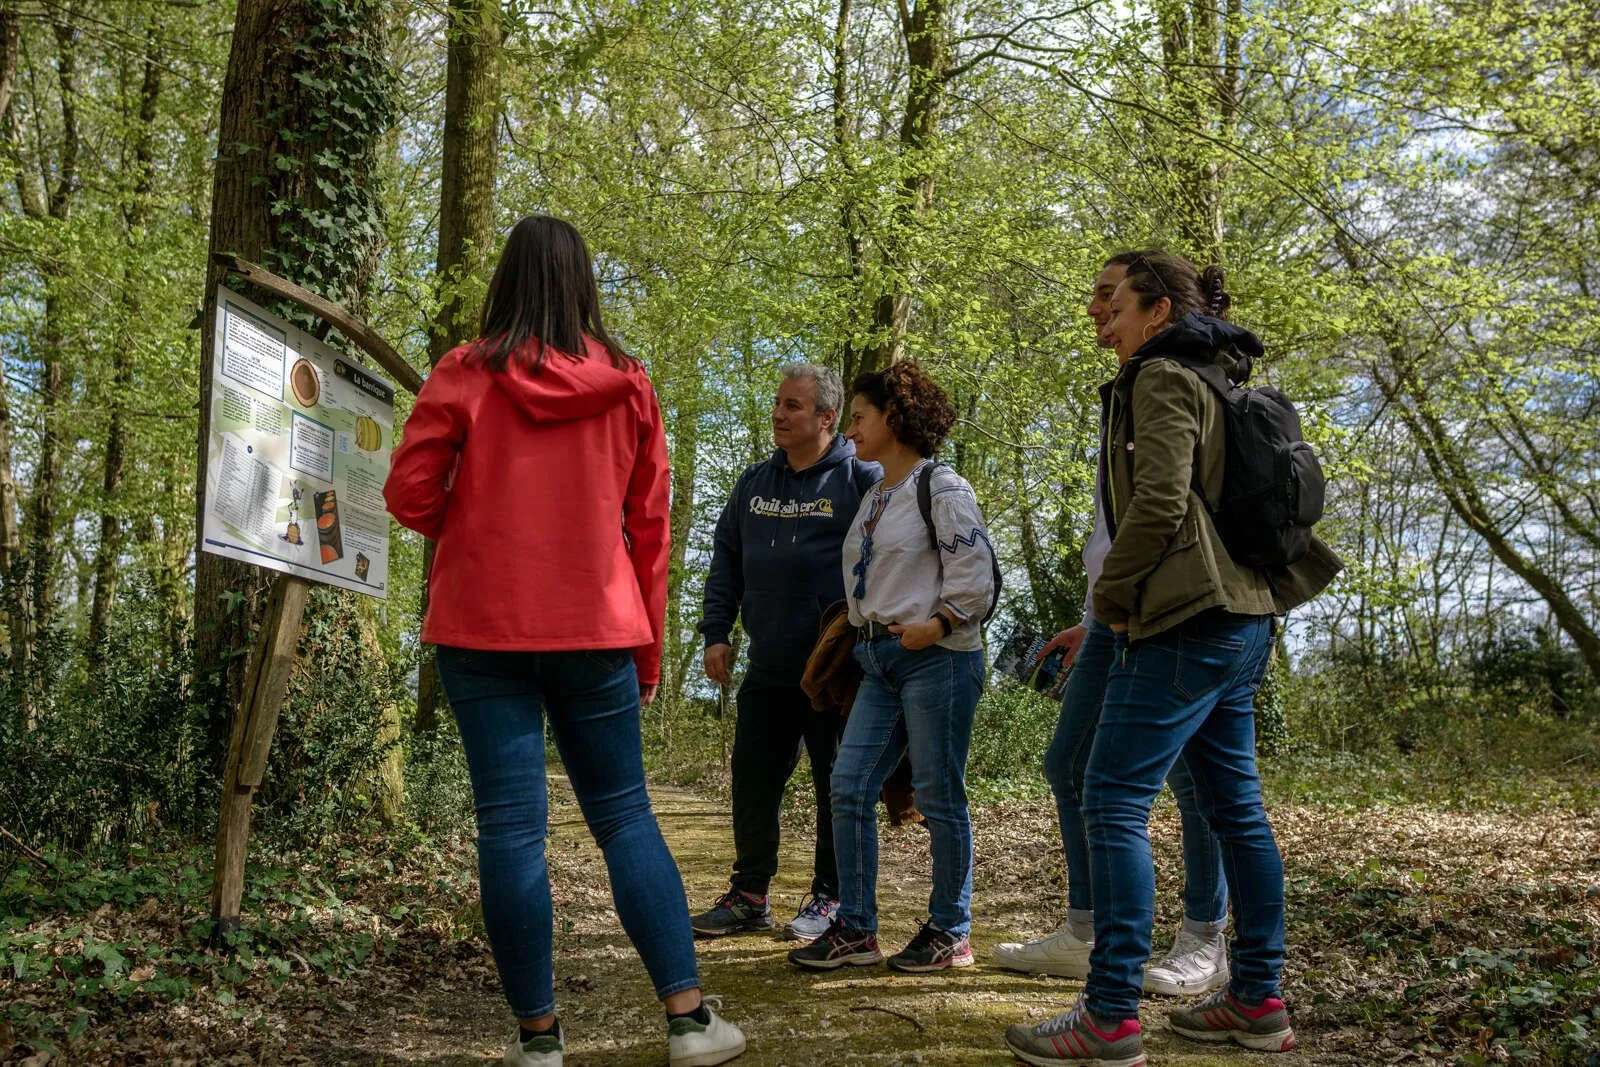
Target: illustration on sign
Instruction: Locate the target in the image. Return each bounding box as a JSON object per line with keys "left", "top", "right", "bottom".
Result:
{"left": 201, "top": 288, "right": 394, "bottom": 598}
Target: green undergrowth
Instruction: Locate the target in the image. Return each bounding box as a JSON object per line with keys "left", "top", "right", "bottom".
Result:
{"left": 0, "top": 828, "right": 480, "bottom": 1061}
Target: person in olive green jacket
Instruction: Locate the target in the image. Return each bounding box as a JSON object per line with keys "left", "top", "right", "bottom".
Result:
{"left": 1005, "top": 254, "right": 1340, "bottom": 1067}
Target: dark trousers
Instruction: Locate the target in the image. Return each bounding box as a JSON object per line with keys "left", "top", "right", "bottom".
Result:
{"left": 730, "top": 677, "right": 842, "bottom": 898}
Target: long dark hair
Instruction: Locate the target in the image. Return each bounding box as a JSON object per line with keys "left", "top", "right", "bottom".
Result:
{"left": 468, "top": 215, "right": 633, "bottom": 372}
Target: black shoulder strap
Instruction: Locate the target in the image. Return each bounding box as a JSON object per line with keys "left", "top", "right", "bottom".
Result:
{"left": 916, "top": 461, "right": 939, "bottom": 549}
{"left": 1125, "top": 355, "right": 1228, "bottom": 514}
{"left": 917, "top": 460, "right": 1003, "bottom": 623}
{"left": 1180, "top": 358, "right": 1233, "bottom": 401}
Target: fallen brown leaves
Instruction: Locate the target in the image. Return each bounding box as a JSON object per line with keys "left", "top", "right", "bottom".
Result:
{"left": 3, "top": 774, "right": 1596, "bottom": 1064}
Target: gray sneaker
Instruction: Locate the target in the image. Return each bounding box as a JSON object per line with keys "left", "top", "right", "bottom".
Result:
{"left": 1004, "top": 997, "right": 1146, "bottom": 1067}
{"left": 784, "top": 893, "right": 841, "bottom": 942}
{"left": 691, "top": 889, "right": 772, "bottom": 937}
{"left": 1168, "top": 988, "right": 1297, "bottom": 1052}
{"left": 668, "top": 997, "right": 746, "bottom": 1066}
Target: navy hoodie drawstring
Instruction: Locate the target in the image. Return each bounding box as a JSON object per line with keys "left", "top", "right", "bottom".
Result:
{"left": 791, "top": 469, "right": 801, "bottom": 545}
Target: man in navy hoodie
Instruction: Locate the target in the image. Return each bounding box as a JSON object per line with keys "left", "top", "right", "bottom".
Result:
{"left": 693, "top": 364, "right": 881, "bottom": 942}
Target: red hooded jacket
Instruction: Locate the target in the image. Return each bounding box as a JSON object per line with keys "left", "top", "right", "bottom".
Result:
{"left": 383, "top": 337, "right": 671, "bottom": 685}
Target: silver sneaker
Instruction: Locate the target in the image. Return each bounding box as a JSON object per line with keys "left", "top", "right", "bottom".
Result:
{"left": 668, "top": 996, "right": 746, "bottom": 1067}
{"left": 784, "top": 893, "right": 841, "bottom": 942}
{"left": 1144, "top": 926, "right": 1228, "bottom": 996}
{"left": 992, "top": 921, "right": 1093, "bottom": 978}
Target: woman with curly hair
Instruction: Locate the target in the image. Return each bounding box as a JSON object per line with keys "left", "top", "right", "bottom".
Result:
{"left": 787, "top": 360, "right": 996, "bottom": 975}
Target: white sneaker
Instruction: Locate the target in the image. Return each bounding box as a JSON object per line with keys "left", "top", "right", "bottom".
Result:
{"left": 991, "top": 921, "right": 1093, "bottom": 978}
{"left": 668, "top": 997, "right": 746, "bottom": 1067}
{"left": 784, "top": 893, "right": 841, "bottom": 941}
{"left": 504, "top": 1024, "right": 562, "bottom": 1066}
{"left": 1144, "top": 926, "right": 1229, "bottom": 996}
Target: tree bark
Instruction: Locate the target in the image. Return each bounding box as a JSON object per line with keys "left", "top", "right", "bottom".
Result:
{"left": 15, "top": 19, "right": 81, "bottom": 669}
{"left": 195, "top": 0, "right": 393, "bottom": 767}
{"left": 831, "top": 0, "right": 867, "bottom": 387}
{"left": 90, "top": 34, "right": 162, "bottom": 651}
{"left": 1158, "top": 0, "right": 1227, "bottom": 257}
{"left": 0, "top": 2, "right": 16, "bottom": 124}
{"left": 865, "top": 0, "right": 949, "bottom": 373}
{"left": 0, "top": 1, "right": 26, "bottom": 684}
{"left": 415, "top": 0, "right": 501, "bottom": 733}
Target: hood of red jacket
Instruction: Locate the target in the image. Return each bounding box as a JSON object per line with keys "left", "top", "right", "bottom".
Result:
{"left": 492, "top": 343, "right": 638, "bottom": 423}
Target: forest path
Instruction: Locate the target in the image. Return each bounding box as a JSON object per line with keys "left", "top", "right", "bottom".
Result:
{"left": 315, "top": 777, "right": 1317, "bottom": 1067}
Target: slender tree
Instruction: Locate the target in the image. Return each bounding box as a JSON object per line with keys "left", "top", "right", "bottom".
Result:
{"left": 415, "top": 0, "right": 501, "bottom": 733}
{"left": 89, "top": 28, "right": 162, "bottom": 651}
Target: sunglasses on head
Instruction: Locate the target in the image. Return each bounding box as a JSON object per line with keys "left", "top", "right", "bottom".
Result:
{"left": 1129, "top": 255, "right": 1171, "bottom": 300}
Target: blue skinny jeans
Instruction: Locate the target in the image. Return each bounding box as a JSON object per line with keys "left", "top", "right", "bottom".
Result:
{"left": 1080, "top": 613, "right": 1283, "bottom": 1021}
{"left": 831, "top": 637, "right": 985, "bottom": 937}
{"left": 1042, "top": 618, "right": 1228, "bottom": 926}
{"left": 436, "top": 646, "right": 700, "bottom": 1019}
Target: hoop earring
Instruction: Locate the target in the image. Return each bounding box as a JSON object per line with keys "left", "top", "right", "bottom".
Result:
{"left": 1142, "top": 322, "right": 1157, "bottom": 341}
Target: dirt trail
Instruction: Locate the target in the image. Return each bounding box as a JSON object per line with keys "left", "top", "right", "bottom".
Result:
{"left": 320, "top": 777, "right": 1317, "bottom": 1067}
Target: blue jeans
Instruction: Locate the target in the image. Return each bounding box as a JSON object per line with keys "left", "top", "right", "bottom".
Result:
{"left": 436, "top": 646, "right": 700, "bottom": 1019}
{"left": 1081, "top": 613, "right": 1282, "bottom": 1021}
{"left": 1042, "top": 619, "right": 1228, "bottom": 924}
{"left": 831, "top": 637, "right": 984, "bottom": 937}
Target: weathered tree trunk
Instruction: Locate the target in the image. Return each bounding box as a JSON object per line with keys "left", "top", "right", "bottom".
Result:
{"left": 665, "top": 372, "right": 700, "bottom": 704}
{"left": 865, "top": 0, "right": 949, "bottom": 373}
{"left": 27, "top": 295, "right": 73, "bottom": 643}
{"left": 0, "top": 343, "right": 22, "bottom": 660}
{"left": 831, "top": 0, "right": 867, "bottom": 387}
{"left": 2, "top": 15, "right": 81, "bottom": 721}
{"left": 0, "top": 1, "right": 15, "bottom": 120}
{"left": 0, "top": 2, "right": 25, "bottom": 679}
{"left": 22, "top": 20, "right": 81, "bottom": 662}
{"left": 415, "top": 0, "right": 501, "bottom": 733}
{"left": 195, "top": 0, "right": 393, "bottom": 768}
{"left": 1158, "top": 0, "right": 1229, "bottom": 257}
{"left": 156, "top": 467, "right": 188, "bottom": 666}
{"left": 90, "top": 37, "right": 162, "bottom": 651}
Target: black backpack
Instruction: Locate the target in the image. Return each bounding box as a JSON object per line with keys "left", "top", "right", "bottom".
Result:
{"left": 914, "top": 463, "right": 1003, "bottom": 622}
{"left": 1159, "top": 358, "right": 1326, "bottom": 569}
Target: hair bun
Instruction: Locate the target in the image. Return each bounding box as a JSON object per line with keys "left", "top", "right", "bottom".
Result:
{"left": 1201, "top": 265, "right": 1232, "bottom": 318}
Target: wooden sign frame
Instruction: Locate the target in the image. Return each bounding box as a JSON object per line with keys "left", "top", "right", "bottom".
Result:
{"left": 205, "top": 253, "right": 421, "bottom": 939}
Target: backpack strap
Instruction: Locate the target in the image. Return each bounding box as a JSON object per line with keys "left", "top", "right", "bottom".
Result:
{"left": 917, "top": 461, "right": 1004, "bottom": 624}
{"left": 916, "top": 461, "right": 940, "bottom": 549}
{"left": 1123, "top": 354, "right": 1232, "bottom": 515}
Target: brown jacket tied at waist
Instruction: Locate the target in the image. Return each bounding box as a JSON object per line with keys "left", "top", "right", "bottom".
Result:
{"left": 801, "top": 600, "right": 922, "bottom": 827}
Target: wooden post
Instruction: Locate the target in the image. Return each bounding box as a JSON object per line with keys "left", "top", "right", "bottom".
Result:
{"left": 209, "top": 574, "right": 310, "bottom": 939}
{"left": 203, "top": 255, "right": 422, "bottom": 942}
{"left": 209, "top": 253, "right": 423, "bottom": 394}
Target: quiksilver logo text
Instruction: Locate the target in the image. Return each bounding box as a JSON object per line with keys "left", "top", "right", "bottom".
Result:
{"left": 749, "top": 496, "right": 834, "bottom": 518}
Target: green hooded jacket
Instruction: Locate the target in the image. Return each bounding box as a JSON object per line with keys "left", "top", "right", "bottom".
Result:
{"left": 1091, "top": 312, "right": 1343, "bottom": 640}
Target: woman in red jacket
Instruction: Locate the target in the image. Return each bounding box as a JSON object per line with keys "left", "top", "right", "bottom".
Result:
{"left": 385, "top": 216, "right": 745, "bottom": 1067}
